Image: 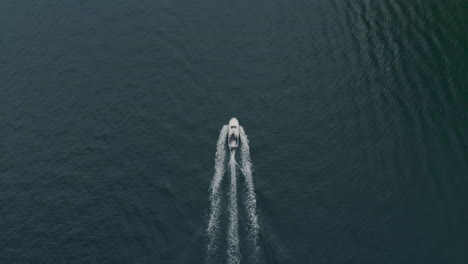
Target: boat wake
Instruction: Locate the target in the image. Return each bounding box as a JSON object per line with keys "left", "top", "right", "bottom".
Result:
{"left": 206, "top": 125, "right": 228, "bottom": 260}
{"left": 239, "top": 126, "right": 260, "bottom": 262}
{"left": 206, "top": 123, "right": 261, "bottom": 264}
{"left": 227, "top": 152, "right": 240, "bottom": 264}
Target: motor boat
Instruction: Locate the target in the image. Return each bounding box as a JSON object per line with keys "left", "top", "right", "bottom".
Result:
{"left": 227, "top": 118, "right": 239, "bottom": 150}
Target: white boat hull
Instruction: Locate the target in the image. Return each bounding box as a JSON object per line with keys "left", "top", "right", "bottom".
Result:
{"left": 228, "top": 118, "right": 240, "bottom": 150}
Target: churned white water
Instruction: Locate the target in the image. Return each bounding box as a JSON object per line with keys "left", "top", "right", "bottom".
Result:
{"left": 227, "top": 152, "right": 241, "bottom": 264}
{"left": 239, "top": 126, "right": 260, "bottom": 261}
{"left": 206, "top": 125, "right": 228, "bottom": 262}
{"left": 206, "top": 123, "right": 260, "bottom": 264}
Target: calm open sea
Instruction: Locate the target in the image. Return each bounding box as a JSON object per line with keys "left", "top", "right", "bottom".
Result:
{"left": 1, "top": 0, "right": 466, "bottom": 263}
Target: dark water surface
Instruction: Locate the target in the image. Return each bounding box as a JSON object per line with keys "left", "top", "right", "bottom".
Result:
{"left": 1, "top": 0, "right": 467, "bottom": 263}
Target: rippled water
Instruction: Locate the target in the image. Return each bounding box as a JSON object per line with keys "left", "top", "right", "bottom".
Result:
{"left": 1, "top": 0, "right": 466, "bottom": 263}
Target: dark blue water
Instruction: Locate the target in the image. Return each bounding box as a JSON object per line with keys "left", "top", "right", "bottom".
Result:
{"left": 1, "top": 0, "right": 467, "bottom": 263}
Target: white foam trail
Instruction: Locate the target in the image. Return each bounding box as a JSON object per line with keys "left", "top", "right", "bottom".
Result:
{"left": 206, "top": 125, "right": 228, "bottom": 262}
{"left": 239, "top": 126, "right": 260, "bottom": 260}
{"left": 227, "top": 152, "right": 241, "bottom": 264}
